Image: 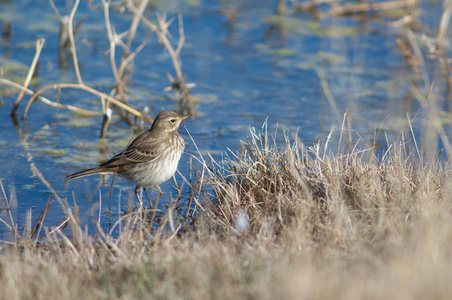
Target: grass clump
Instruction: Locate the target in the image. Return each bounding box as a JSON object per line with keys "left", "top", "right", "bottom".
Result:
{"left": 1, "top": 124, "right": 452, "bottom": 299}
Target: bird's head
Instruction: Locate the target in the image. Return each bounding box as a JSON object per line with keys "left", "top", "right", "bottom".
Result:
{"left": 151, "top": 111, "right": 191, "bottom": 133}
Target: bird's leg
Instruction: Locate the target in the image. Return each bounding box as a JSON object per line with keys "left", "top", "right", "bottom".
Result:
{"left": 156, "top": 185, "right": 163, "bottom": 195}
{"left": 143, "top": 188, "right": 153, "bottom": 208}
{"left": 155, "top": 185, "right": 163, "bottom": 202}
{"left": 134, "top": 185, "right": 143, "bottom": 207}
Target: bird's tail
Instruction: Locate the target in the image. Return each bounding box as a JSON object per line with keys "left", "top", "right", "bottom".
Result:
{"left": 66, "top": 167, "right": 110, "bottom": 182}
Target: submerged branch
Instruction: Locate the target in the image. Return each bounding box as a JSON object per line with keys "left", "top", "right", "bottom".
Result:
{"left": 20, "top": 82, "right": 146, "bottom": 121}
{"left": 10, "top": 39, "right": 45, "bottom": 116}
{"left": 1, "top": 79, "right": 100, "bottom": 117}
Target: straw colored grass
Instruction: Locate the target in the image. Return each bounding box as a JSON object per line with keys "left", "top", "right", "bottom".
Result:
{"left": 1, "top": 123, "right": 452, "bottom": 299}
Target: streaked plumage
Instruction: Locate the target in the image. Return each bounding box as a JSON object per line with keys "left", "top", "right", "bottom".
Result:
{"left": 66, "top": 111, "right": 190, "bottom": 203}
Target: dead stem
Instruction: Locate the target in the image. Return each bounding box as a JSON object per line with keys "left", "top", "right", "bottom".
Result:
{"left": 317, "top": 69, "right": 340, "bottom": 124}
{"left": 437, "top": 0, "right": 452, "bottom": 41}
{"left": 1, "top": 79, "right": 100, "bottom": 117}
{"left": 5, "top": 1, "right": 194, "bottom": 137}
{"left": 10, "top": 39, "right": 45, "bottom": 116}
{"left": 101, "top": 0, "right": 150, "bottom": 111}
{"left": 67, "top": 0, "right": 83, "bottom": 84}
{"left": 291, "top": 0, "right": 416, "bottom": 17}
{"left": 127, "top": 2, "right": 195, "bottom": 113}
{"left": 21, "top": 82, "right": 145, "bottom": 120}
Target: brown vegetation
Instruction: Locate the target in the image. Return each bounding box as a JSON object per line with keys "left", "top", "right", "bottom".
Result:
{"left": 1, "top": 122, "right": 452, "bottom": 298}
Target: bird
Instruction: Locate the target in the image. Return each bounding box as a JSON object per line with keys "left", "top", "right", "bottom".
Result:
{"left": 66, "top": 111, "right": 191, "bottom": 206}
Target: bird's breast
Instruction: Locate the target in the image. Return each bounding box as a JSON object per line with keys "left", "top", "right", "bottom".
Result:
{"left": 124, "top": 134, "right": 185, "bottom": 188}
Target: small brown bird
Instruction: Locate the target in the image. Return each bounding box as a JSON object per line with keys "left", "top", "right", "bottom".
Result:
{"left": 66, "top": 111, "right": 191, "bottom": 205}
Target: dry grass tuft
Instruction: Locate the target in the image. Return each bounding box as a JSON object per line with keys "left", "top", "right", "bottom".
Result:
{"left": 201, "top": 122, "right": 448, "bottom": 247}
{"left": 1, "top": 124, "right": 452, "bottom": 298}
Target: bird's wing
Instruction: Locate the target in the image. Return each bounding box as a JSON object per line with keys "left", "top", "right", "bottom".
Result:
{"left": 121, "top": 143, "right": 160, "bottom": 163}
{"left": 99, "top": 132, "right": 163, "bottom": 168}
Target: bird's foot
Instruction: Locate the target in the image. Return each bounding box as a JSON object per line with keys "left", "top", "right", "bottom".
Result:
{"left": 143, "top": 187, "right": 154, "bottom": 208}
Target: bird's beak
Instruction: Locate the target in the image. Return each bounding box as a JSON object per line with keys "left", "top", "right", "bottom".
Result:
{"left": 180, "top": 115, "right": 192, "bottom": 122}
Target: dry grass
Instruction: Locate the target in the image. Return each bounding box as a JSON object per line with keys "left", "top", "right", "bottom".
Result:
{"left": 1, "top": 122, "right": 452, "bottom": 299}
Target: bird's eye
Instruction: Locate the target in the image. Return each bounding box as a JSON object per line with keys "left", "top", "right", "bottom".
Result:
{"left": 170, "top": 119, "right": 176, "bottom": 123}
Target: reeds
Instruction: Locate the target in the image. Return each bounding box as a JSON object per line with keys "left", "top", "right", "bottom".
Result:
{"left": 3, "top": 0, "right": 195, "bottom": 139}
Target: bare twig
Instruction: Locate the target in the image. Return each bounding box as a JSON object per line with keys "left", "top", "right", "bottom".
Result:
{"left": 117, "top": 41, "right": 147, "bottom": 77}
{"left": 127, "top": 2, "right": 194, "bottom": 112}
{"left": 30, "top": 161, "right": 70, "bottom": 213}
{"left": 291, "top": 0, "right": 415, "bottom": 17}
{"left": 102, "top": 0, "right": 122, "bottom": 95}
{"left": 437, "top": 0, "right": 452, "bottom": 40}
{"left": 102, "top": 0, "right": 149, "bottom": 101}
{"left": 1, "top": 78, "right": 100, "bottom": 117}
{"left": 10, "top": 39, "right": 45, "bottom": 116}
{"left": 125, "top": 0, "right": 149, "bottom": 53}
{"left": 317, "top": 69, "right": 341, "bottom": 123}
{"left": 410, "top": 81, "right": 434, "bottom": 123}
{"left": 175, "top": 13, "right": 185, "bottom": 55}
{"left": 291, "top": 0, "right": 336, "bottom": 12}
{"left": 29, "top": 199, "right": 53, "bottom": 246}
{"left": 325, "top": 0, "right": 414, "bottom": 16}
{"left": 406, "top": 28, "right": 429, "bottom": 88}
{"left": 68, "top": 0, "right": 83, "bottom": 84}
{"left": 277, "top": 0, "right": 287, "bottom": 15}
{"left": 21, "top": 82, "right": 146, "bottom": 120}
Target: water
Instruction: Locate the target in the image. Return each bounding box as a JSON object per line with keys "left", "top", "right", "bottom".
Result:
{"left": 0, "top": 0, "right": 450, "bottom": 235}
